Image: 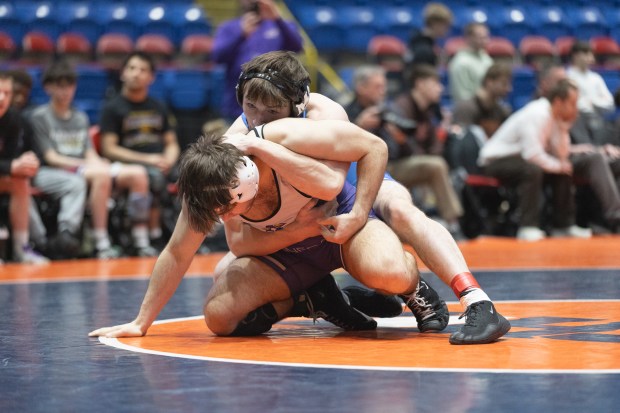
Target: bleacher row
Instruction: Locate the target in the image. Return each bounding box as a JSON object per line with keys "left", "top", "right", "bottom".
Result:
{"left": 286, "top": 0, "right": 620, "bottom": 54}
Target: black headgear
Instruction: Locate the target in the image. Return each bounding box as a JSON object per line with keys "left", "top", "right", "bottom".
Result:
{"left": 235, "top": 69, "right": 310, "bottom": 115}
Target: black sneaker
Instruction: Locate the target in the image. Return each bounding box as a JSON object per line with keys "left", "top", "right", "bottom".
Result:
{"left": 449, "top": 300, "right": 511, "bottom": 345}
{"left": 342, "top": 286, "right": 403, "bottom": 318}
{"left": 401, "top": 277, "right": 449, "bottom": 332}
{"left": 294, "top": 275, "right": 377, "bottom": 331}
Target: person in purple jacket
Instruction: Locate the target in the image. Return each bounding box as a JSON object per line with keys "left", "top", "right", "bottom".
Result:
{"left": 212, "top": 0, "right": 303, "bottom": 122}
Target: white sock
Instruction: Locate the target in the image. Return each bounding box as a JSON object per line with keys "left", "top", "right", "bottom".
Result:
{"left": 132, "top": 225, "right": 150, "bottom": 248}
{"left": 459, "top": 288, "right": 491, "bottom": 310}
{"left": 12, "top": 230, "right": 29, "bottom": 254}
{"left": 94, "top": 229, "right": 111, "bottom": 251}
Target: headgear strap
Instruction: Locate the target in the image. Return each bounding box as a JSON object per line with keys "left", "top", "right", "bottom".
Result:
{"left": 236, "top": 69, "right": 310, "bottom": 116}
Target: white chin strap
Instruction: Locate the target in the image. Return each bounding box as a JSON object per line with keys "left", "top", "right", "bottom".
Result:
{"left": 229, "top": 156, "right": 259, "bottom": 204}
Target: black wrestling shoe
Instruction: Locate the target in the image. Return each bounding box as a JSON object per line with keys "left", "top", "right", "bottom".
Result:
{"left": 449, "top": 300, "right": 511, "bottom": 345}
{"left": 295, "top": 275, "right": 377, "bottom": 331}
{"left": 401, "top": 277, "right": 449, "bottom": 332}
{"left": 342, "top": 286, "right": 403, "bottom": 318}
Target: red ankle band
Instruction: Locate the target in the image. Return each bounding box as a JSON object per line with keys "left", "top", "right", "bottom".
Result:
{"left": 450, "top": 272, "right": 480, "bottom": 297}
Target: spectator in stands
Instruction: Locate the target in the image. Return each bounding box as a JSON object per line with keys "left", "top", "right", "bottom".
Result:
{"left": 566, "top": 41, "right": 615, "bottom": 145}
{"left": 212, "top": 0, "right": 303, "bottom": 122}
{"left": 478, "top": 79, "right": 592, "bottom": 241}
{"left": 387, "top": 64, "right": 464, "bottom": 237}
{"left": 343, "top": 65, "right": 406, "bottom": 145}
{"left": 30, "top": 60, "right": 156, "bottom": 259}
{"left": 408, "top": 2, "right": 454, "bottom": 68}
{"left": 536, "top": 62, "right": 620, "bottom": 232}
{"left": 535, "top": 63, "right": 567, "bottom": 99}
{"left": 452, "top": 62, "right": 512, "bottom": 128}
{"left": 99, "top": 52, "right": 180, "bottom": 255}
{"left": 448, "top": 22, "right": 493, "bottom": 102}
{"left": 0, "top": 71, "right": 49, "bottom": 264}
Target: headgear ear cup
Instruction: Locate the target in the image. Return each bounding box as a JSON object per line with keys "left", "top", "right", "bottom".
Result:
{"left": 229, "top": 156, "right": 260, "bottom": 204}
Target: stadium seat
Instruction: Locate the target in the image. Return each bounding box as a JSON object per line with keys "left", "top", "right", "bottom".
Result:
{"left": 132, "top": 3, "right": 177, "bottom": 45}
{"left": 377, "top": 7, "right": 421, "bottom": 42}
{"left": 56, "top": 2, "right": 102, "bottom": 46}
{"left": 0, "top": 2, "right": 25, "bottom": 45}
{"left": 451, "top": 5, "right": 488, "bottom": 33}
{"left": 590, "top": 36, "right": 620, "bottom": 68}
{"left": 169, "top": 69, "right": 210, "bottom": 110}
{"left": 293, "top": 6, "right": 343, "bottom": 53}
{"left": 75, "top": 66, "right": 108, "bottom": 101}
{"left": 488, "top": 6, "right": 533, "bottom": 46}
{"left": 555, "top": 36, "right": 575, "bottom": 64}
{"left": 96, "top": 33, "right": 134, "bottom": 70}
{"left": 486, "top": 37, "right": 516, "bottom": 64}
{"left": 519, "top": 35, "right": 556, "bottom": 69}
{"left": 56, "top": 32, "right": 92, "bottom": 65}
{"left": 168, "top": 4, "right": 212, "bottom": 42}
{"left": 0, "top": 31, "right": 16, "bottom": 61}
{"left": 509, "top": 65, "right": 536, "bottom": 110}
{"left": 367, "top": 34, "right": 407, "bottom": 72}
{"left": 95, "top": 3, "right": 140, "bottom": 40}
{"left": 339, "top": 6, "right": 381, "bottom": 53}
{"left": 177, "top": 34, "right": 213, "bottom": 67}
{"left": 567, "top": 7, "right": 609, "bottom": 40}
{"left": 135, "top": 33, "right": 174, "bottom": 65}
{"left": 21, "top": 31, "right": 55, "bottom": 65}
{"left": 533, "top": 6, "right": 572, "bottom": 41}
{"left": 15, "top": 1, "right": 62, "bottom": 41}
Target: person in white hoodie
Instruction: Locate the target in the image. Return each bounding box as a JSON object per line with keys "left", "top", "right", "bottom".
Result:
{"left": 478, "top": 78, "right": 592, "bottom": 241}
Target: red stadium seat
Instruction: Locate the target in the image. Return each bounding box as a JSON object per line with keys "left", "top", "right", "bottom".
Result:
{"left": 21, "top": 31, "right": 55, "bottom": 65}
{"left": 444, "top": 36, "right": 466, "bottom": 60}
{"left": 367, "top": 35, "right": 407, "bottom": 72}
{"left": 590, "top": 36, "right": 620, "bottom": 68}
{"left": 555, "top": 36, "right": 575, "bottom": 64}
{"left": 519, "top": 35, "right": 555, "bottom": 69}
{"left": 486, "top": 36, "right": 516, "bottom": 65}
{"left": 135, "top": 34, "right": 175, "bottom": 65}
{"left": 57, "top": 32, "right": 92, "bottom": 64}
{"left": 96, "top": 33, "right": 134, "bottom": 70}
{"left": 0, "top": 32, "right": 16, "bottom": 61}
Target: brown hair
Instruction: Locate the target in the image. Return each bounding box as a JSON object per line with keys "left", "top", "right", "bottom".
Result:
{"left": 237, "top": 51, "right": 310, "bottom": 112}
{"left": 409, "top": 63, "right": 439, "bottom": 86}
{"left": 424, "top": 2, "right": 453, "bottom": 26}
{"left": 482, "top": 62, "right": 512, "bottom": 84}
{"left": 547, "top": 78, "right": 578, "bottom": 102}
{"left": 177, "top": 134, "right": 246, "bottom": 233}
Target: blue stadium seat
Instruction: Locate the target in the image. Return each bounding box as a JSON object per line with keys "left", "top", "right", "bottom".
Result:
{"left": 75, "top": 66, "right": 108, "bottom": 101}
{"left": 488, "top": 6, "right": 533, "bottom": 46}
{"left": 95, "top": 3, "right": 140, "bottom": 40}
{"left": 566, "top": 7, "right": 609, "bottom": 40}
{"left": 168, "top": 3, "right": 211, "bottom": 41}
{"left": 133, "top": 3, "right": 177, "bottom": 45}
{"left": 56, "top": 2, "right": 102, "bottom": 46}
{"left": 509, "top": 65, "right": 536, "bottom": 110}
{"left": 293, "top": 6, "right": 343, "bottom": 53}
{"left": 169, "top": 69, "right": 210, "bottom": 110}
{"left": 14, "top": 1, "right": 63, "bottom": 41}
{"left": 451, "top": 5, "right": 489, "bottom": 33}
{"left": 149, "top": 69, "right": 173, "bottom": 102}
{"left": 532, "top": 6, "right": 572, "bottom": 41}
{"left": 0, "top": 2, "right": 24, "bottom": 45}
{"left": 339, "top": 6, "right": 381, "bottom": 53}
{"left": 377, "top": 7, "right": 421, "bottom": 42}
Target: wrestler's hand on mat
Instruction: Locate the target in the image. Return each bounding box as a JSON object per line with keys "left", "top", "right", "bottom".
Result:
{"left": 318, "top": 209, "right": 366, "bottom": 244}
{"left": 88, "top": 322, "right": 146, "bottom": 338}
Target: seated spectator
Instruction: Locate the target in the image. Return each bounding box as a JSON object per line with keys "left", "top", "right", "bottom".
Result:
{"left": 478, "top": 79, "right": 592, "bottom": 241}
{"left": 99, "top": 52, "right": 180, "bottom": 255}
{"left": 567, "top": 41, "right": 615, "bottom": 146}
{"left": 448, "top": 22, "right": 493, "bottom": 103}
{"left": 0, "top": 71, "right": 49, "bottom": 264}
{"left": 387, "top": 64, "right": 464, "bottom": 237}
{"left": 30, "top": 59, "right": 153, "bottom": 259}
{"left": 452, "top": 62, "right": 513, "bottom": 128}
